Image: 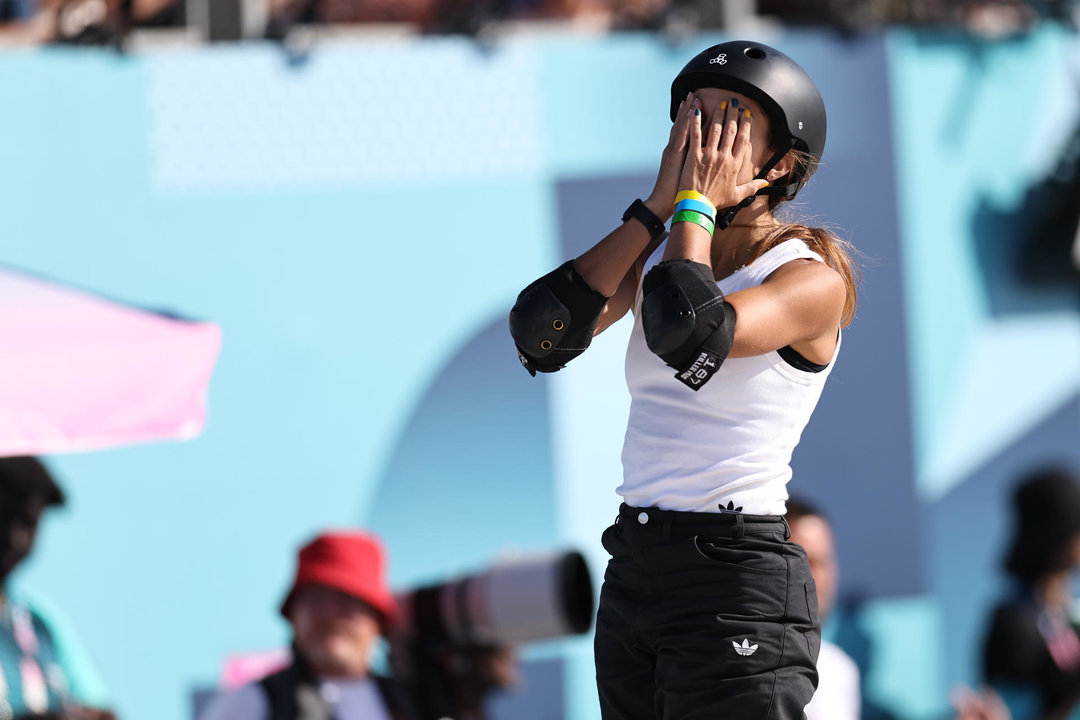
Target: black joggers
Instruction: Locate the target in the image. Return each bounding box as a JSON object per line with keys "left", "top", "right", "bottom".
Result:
{"left": 594, "top": 504, "right": 821, "bottom": 720}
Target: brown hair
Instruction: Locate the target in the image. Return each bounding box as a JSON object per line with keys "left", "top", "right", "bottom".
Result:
{"left": 745, "top": 149, "right": 859, "bottom": 328}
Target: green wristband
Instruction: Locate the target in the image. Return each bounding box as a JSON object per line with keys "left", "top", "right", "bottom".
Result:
{"left": 672, "top": 209, "right": 715, "bottom": 236}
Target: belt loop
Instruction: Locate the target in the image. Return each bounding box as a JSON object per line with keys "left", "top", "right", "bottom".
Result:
{"left": 781, "top": 516, "right": 791, "bottom": 540}
{"left": 662, "top": 514, "right": 672, "bottom": 540}
{"left": 735, "top": 514, "right": 745, "bottom": 539}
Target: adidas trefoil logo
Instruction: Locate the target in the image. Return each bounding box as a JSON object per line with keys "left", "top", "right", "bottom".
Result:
{"left": 733, "top": 639, "right": 758, "bottom": 656}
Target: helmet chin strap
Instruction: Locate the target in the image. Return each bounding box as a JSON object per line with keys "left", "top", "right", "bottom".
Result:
{"left": 715, "top": 138, "right": 796, "bottom": 230}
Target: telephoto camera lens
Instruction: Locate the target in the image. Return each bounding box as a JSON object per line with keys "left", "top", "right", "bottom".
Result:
{"left": 395, "top": 550, "right": 594, "bottom": 646}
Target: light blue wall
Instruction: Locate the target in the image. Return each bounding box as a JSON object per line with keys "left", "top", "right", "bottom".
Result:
{"left": 887, "top": 26, "right": 1080, "bottom": 703}
{"left": 1, "top": 26, "right": 1078, "bottom": 720}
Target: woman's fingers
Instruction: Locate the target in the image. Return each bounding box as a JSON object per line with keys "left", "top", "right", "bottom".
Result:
{"left": 734, "top": 178, "right": 770, "bottom": 199}
{"left": 733, "top": 105, "right": 759, "bottom": 184}
{"left": 678, "top": 107, "right": 703, "bottom": 190}
{"left": 688, "top": 106, "right": 702, "bottom": 153}
{"left": 734, "top": 106, "right": 753, "bottom": 162}
{"left": 669, "top": 92, "right": 691, "bottom": 144}
{"left": 670, "top": 92, "right": 702, "bottom": 149}
{"left": 674, "top": 93, "right": 698, "bottom": 151}
{"left": 680, "top": 95, "right": 765, "bottom": 208}
{"left": 719, "top": 97, "right": 740, "bottom": 155}
{"left": 704, "top": 97, "right": 750, "bottom": 160}
{"left": 707, "top": 99, "right": 727, "bottom": 150}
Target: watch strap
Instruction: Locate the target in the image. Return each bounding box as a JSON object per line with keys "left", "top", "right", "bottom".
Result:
{"left": 622, "top": 199, "right": 666, "bottom": 241}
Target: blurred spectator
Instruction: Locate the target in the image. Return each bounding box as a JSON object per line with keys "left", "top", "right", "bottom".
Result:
{"left": 957, "top": 0, "right": 1037, "bottom": 37}
{"left": 311, "top": 0, "right": 440, "bottom": 26}
{"left": 0, "top": 0, "right": 54, "bottom": 44}
{"left": 786, "top": 496, "right": 861, "bottom": 720}
{"left": 265, "top": 0, "right": 440, "bottom": 35}
{"left": 982, "top": 467, "right": 1080, "bottom": 720}
{"left": 3, "top": 0, "right": 1076, "bottom": 42}
{"left": 128, "top": 0, "right": 183, "bottom": 27}
{"left": 263, "top": 0, "right": 674, "bottom": 36}
{"left": 0, "top": 0, "right": 36, "bottom": 22}
{"left": 510, "top": 0, "right": 670, "bottom": 28}
{"left": 952, "top": 686, "right": 1013, "bottom": 720}
{"left": 0, "top": 456, "right": 114, "bottom": 720}
{"left": 199, "top": 530, "right": 420, "bottom": 720}
{"left": 0, "top": 0, "right": 182, "bottom": 46}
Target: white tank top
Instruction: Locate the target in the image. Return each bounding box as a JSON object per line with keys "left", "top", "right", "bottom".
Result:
{"left": 619, "top": 239, "right": 841, "bottom": 516}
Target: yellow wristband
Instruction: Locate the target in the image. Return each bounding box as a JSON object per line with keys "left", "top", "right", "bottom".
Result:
{"left": 675, "top": 190, "right": 716, "bottom": 213}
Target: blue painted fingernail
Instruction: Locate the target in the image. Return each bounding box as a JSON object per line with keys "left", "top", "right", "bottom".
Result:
{"left": 694, "top": 109, "right": 701, "bottom": 117}
{"left": 731, "top": 98, "right": 739, "bottom": 108}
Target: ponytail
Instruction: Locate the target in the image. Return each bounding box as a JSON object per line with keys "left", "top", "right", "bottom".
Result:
{"left": 746, "top": 148, "right": 859, "bottom": 328}
{"left": 748, "top": 223, "right": 859, "bottom": 328}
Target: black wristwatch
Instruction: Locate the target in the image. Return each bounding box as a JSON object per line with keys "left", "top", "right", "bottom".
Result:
{"left": 622, "top": 199, "right": 666, "bottom": 241}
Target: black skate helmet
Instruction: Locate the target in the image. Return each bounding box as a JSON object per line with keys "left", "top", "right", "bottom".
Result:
{"left": 670, "top": 40, "right": 827, "bottom": 201}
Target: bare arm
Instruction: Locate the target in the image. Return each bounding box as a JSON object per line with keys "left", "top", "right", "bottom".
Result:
{"left": 726, "top": 259, "right": 845, "bottom": 363}
{"left": 590, "top": 234, "right": 665, "bottom": 335}
{"left": 573, "top": 198, "right": 668, "bottom": 298}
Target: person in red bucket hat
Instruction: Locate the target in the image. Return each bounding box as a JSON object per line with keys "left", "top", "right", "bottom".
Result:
{"left": 200, "top": 530, "right": 419, "bottom": 720}
{"left": 281, "top": 530, "right": 400, "bottom": 632}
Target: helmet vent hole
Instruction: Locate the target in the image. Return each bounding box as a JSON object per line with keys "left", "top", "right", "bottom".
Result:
{"left": 744, "top": 47, "right": 766, "bottom": 60}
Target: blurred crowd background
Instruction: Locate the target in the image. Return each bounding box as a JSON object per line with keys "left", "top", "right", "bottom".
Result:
{"left": 1, "top": 0, "right": 1078, "bottom": 45}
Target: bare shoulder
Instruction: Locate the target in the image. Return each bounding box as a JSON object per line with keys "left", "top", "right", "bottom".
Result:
{"left": 763, "top": 258, "right": 845, "bottom": 343}
{"left": 765, "top": 256, "right": 841, "bottom": 283}
{"left": 725, "top": 256, "right": 846, "bottom": 359}
{"left": 765, "top": 258, "right": 844, "bottom": 305}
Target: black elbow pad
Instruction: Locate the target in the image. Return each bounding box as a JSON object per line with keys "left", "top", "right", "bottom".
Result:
{"left": 641, "top": 259, "right": 735, "bottom": 390}
{"left": 509, "top": 261, "right": 608, "bottom": 376}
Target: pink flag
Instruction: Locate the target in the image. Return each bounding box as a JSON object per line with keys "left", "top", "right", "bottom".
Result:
{"left": 0, "top": 268, "right": 222, "bottom": 456}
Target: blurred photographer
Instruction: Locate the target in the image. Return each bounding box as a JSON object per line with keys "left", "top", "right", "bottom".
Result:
{"left": 200, "top": 530, "right": 420, "bottom": 720}
{"left": 391, "top": 637, "right": 519, "bottom": 720}
{"left": 0, "top": 457, "right": 114, "bottom": 720}
{"left": 390, "top": 549, "right": 591, "bottom": 720}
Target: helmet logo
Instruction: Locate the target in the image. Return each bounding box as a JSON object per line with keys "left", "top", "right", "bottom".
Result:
{"left": 709, "top": 53, "right": 728, "bottom": 65}
{"left": 798, "top": 121, "right": 804, "bottom": 130}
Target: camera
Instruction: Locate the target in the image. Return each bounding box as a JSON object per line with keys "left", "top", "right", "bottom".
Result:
{"left": 396, "top": 549, "right": 595, "bottom": 647}
{"left": 391, "top": 550, "right": 595, "bottom": 720}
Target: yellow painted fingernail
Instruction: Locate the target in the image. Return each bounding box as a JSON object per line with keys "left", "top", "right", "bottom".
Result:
{"left": 743, "top": 109, "right": 751, "bottom": 119}
{"left": 719, "top": 101, "right": 728, "bottom": 110}
{"left": 762, "top": 181, "right": 770, "bottom": 187}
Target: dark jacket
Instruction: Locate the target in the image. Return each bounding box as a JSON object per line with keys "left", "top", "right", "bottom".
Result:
{"left": 983, "top": 596, "right": 1080, "bottom": 719}
{"left": 259, "top": 651, "right": 420, "bottom": 720}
